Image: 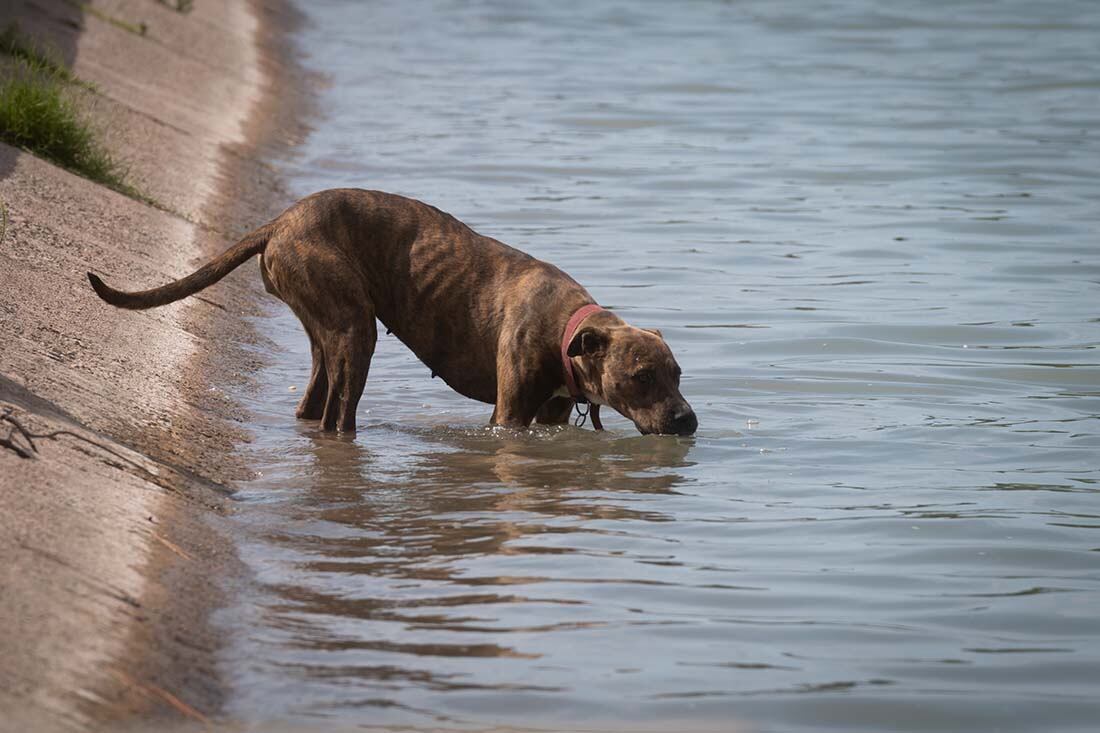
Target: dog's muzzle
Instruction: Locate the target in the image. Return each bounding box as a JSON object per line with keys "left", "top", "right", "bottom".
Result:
{"left": 671, "top": 406, "right": 698, "bottom": 436}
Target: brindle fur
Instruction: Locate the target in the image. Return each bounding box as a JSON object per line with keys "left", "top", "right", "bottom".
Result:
{"left": 88, "top": 189, "right": 697, "bottom": 435}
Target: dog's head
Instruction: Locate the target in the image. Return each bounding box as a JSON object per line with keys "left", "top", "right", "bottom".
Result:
{"left": 568, "top": 323, "right": 697, "bottom": 436}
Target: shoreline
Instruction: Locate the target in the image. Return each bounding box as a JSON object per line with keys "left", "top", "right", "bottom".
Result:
{"left": 0, "top": 0, "right": 308, "bottom": 729}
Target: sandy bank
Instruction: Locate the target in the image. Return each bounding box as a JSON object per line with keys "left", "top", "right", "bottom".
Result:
{"left": 0, "top": 0, "right": 306, "bottom": 729}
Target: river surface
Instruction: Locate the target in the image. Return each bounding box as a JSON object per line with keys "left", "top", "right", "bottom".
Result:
{"left": 218, "top": 1, "right": 1100, "bottom": 731}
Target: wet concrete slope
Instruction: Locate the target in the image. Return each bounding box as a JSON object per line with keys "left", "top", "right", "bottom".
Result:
{"left": 0, "top": 1, "right": 306, "bottom": 729}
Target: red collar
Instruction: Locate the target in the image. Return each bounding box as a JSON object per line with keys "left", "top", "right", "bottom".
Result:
{"left": 561, "top": 304, "right": 604, "bottom": 399}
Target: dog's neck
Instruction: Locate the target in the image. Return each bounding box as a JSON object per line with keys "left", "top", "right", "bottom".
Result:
{"left": 557, "top": 304, "right": 619, "bottom": 406}
{"left": 560, "top": 303, "right": 603, "bottom": 398}
{"left": 552, "top": 385, "right": 608, "bottom": 405}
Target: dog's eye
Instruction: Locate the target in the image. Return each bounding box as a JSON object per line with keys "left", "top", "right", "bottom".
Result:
{"left": 633, "top": 370, "right": 654, "bottom": 385}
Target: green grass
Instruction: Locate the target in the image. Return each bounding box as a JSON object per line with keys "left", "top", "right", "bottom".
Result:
{"left": 0, "top": 25, "right": 139, "bottom": 198}
{"left": 0, "top": 24, "right": 77, "bottom": 82}
{"left": 0, "top": 25, "right": 162, "bottom": 207}
{"left": 0, "top": 72, "right": 132, "bottom": 192}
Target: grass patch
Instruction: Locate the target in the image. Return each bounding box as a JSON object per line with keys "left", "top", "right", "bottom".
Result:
{"left": 0, "top": 25, "right": 166, "bottom": 208}
{"left": 0, "top": 26, "right": 144, "bottom": 199}
{"left": 0, "top": 23, "right": 97, "bottom": 92}
{"left": 0, "top": 72, "right": 133, "bottom": 192}
{"left": 1, "top": 24, "right": 74, "bottom": 82}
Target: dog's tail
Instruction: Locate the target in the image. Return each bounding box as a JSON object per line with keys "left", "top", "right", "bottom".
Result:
{"left": 87, "top": 223, "right": 274, "bottom": 310}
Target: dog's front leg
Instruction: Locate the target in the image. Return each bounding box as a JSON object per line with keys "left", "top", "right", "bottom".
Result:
{"left": 489, "top": 396, "right": 538, "bottom": 429}
{"left": 535, "top": 396, "right": 574, "bottom": 425}
{"left": 489, "top": 366, "right": 545, "bottom": 429}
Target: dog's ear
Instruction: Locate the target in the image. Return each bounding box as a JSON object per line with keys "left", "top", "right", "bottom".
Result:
{"left": 644, "top": 328, "right": 663, "bottom": 339}
{"left": 567, "top": 327, "right": 609, "bottom": 358}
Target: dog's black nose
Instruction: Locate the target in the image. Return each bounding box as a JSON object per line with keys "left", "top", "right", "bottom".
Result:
{"left": 672, "top": 407, "right": 698, "bottom": 436}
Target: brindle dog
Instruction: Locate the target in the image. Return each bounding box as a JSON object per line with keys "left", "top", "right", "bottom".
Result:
{"left": 88, "top": 190, "right": 698, "bottom": 435}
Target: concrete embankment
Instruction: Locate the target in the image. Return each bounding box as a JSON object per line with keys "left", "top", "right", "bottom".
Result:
{"left": 0, "top": 0, "right": 306, "bottom": 729}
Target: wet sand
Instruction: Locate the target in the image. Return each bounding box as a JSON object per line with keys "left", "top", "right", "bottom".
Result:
{"left": 0, "top": 0, "right": 306, "bottom": 729}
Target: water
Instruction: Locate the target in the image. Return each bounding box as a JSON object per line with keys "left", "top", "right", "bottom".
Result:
{"left": 219, "top": 1, "right": 1100, "bottom": 731}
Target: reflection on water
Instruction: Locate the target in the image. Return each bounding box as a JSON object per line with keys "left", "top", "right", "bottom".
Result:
{"left": 227, "top": 422, "right": 716, "bottom": 728}
{"left": 221, "top": 0, "right": 1100, "bottom": 731}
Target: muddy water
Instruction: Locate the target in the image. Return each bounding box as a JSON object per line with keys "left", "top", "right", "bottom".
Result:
{"left": 219, "top": 1, "right": 1100, "bottom": 731}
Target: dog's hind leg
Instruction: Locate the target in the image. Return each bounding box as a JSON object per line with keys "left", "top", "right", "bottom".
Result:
{"left": 296, "top": 327, "right": 329, "bottom": 420}
{"left": 264, "top": 237, "right": 376, "bottom": 432}
{"left": 319, "top": 314, "right": 377, "bottom": 433}
{"left": 262, "top": 253, "right": 329, "bottom": 421}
